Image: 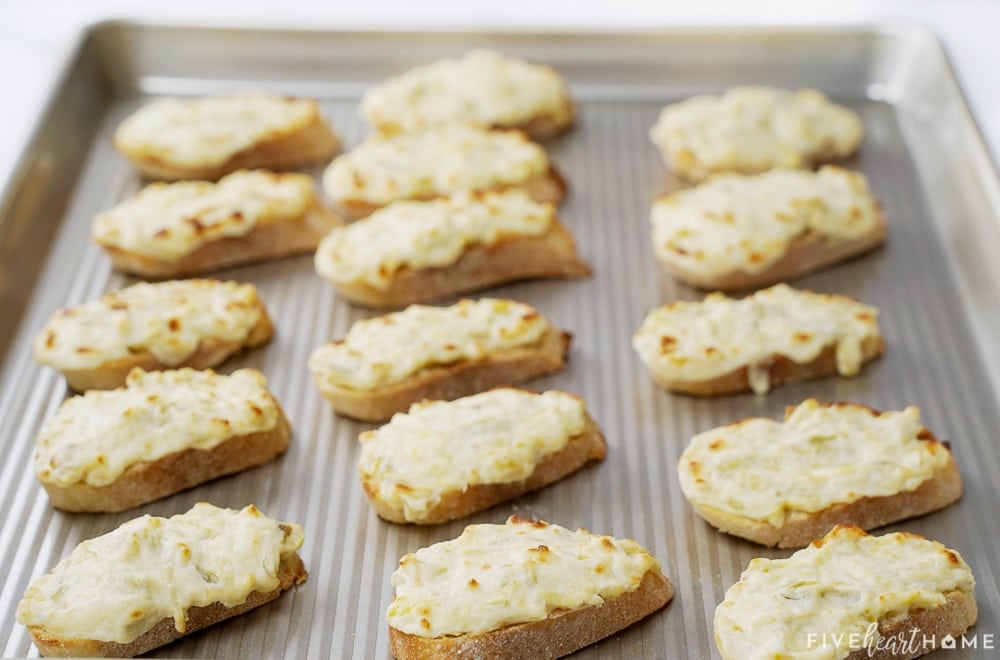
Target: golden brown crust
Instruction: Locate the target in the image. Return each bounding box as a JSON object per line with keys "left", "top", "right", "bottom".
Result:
{"left": 330, "top": 219, "right": 590, "bottom": 309}
{"left": 330, "top": 166, "right": 568, "bottom": 222}
{"left": 28, "top": 552, "right": 307, "bottom": 658}
{"left": 363, "top": 412, "right": 606, "bottom": 524}
{"left": 651, "top": 336, "right": 885, "bottom": 397}
{"left": 60, "top": 304, "right": 274, "bottom": 392}
{"left": 101, "top": 198, "right": 344, "bottom": 279}
{"left": 660, "top": 207, "right": 887, "bottom": 291}
{"left": 691, "top": 452, "right": 963, "bottom": 549}
{"left": 388, "top": 569, "right": 672, "bottom": 660}
{"left": 516, "top": 110, "right": 575, "bottom": 141}
{"left": 41, "top": 400, "right": 292, "bottom": 513}
{"left": 118, "top": 113, "right": 341, "bottom": 182}
{"left": 315, "top": 327, "right": 571, "bottom": 422}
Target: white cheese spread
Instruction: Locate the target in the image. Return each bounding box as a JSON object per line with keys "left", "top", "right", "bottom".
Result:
{"left": 387, "top": 516, "right": 660, "bottom": 637}
{"left": 360, "top": 49, "right": 572, "bottom": 133}
{"left": 651, "top": 167, "right": 881, "bottom": 277}
{"left": 16, "top": 503, "right": 304, "bottom": 644}
{"left": 308, "top": 298, "right": 551, "bottom": 391}
{"left": 714, "top": 526, "right": 975, "bottom": 660}
{"left": 358, "top": 388, "right": 586, "bottom": 520}
{"left": 314, "top": 189, "right": 553, "bottom": 290}
{"left": 33, "top": 280, "right": 265, "bottom": 371}
{"left": 631, "top": 284, "right": 880, "bottom": 394}
{"left": 678, "top": 399, "right": 950, "bottom": 526}
{"left": 93, "top": 170, "right": 314, "bottom": 260}
{"left": 650, "top": 87, "right": 863, "bottom": 180}
{"left": 35, "top": 368, "right": 279, "bottom": 488}
{"left": 322, "top": 124, "right": 549, "bottom": 206}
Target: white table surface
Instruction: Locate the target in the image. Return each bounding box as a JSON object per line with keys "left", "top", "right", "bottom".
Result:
{"left": 1, "top": 0, "right": 998, "bottom": 192}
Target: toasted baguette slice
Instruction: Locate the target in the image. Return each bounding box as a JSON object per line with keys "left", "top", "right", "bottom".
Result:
{"left": 359, "top": 388, "right": 605, "bottom": 524}
{"left": 114, "top": 94, "right": 340, "bottom": 181}
{"left": 714, "top": 526, "right": 977, "bottom": 660}
{"left": 387, "top": 516, "right": 672, "bottom": 659}
{"left": 652, "top": 167, "right": 886, "bottom": 291}
{"left": 309, "top": 299, "right": 570, "bottom": 422}
{"left": 17, "top": 503, "right": 307, "bottom": 658}
{"left": 360, "top": 49, "right": 574, "bottom": 139}
{"left": 323, "top": 124, "right": 566, "bottom": 221}
{"left": 650, "top": 87, "right": 863, "bottom": 182}
{"left": 95, "top": 170, "right": 343, "bottom": 279}
{"left": 316, "top": 189, "right": 589, "bottom": 308}
{"left": 36, "top": 368, "right": 291, "bottom": 513}
{"left": 33, "top": 280, "right": 272, "bottom": 392}
{"left": 679, "top": 399, "right": 962, "bottom": 548}
{"left": 632, "top": 284, "right": 883, "bottom": 396}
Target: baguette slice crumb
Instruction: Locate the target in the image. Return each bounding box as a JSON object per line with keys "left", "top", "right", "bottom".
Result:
{"left": 315, "top": 324, "right": 571, "bottom": 422}
{"left": 359, "top": 389, "right": 605, "bottom": 524}
{"left": 679, "top": 400, "right": 963, "bottom": 548}
{"left": 114, "top": 95, "right": 340, "bottom": 181}
{"left": 714, "top": 526, "right": 977, "bottom": 660}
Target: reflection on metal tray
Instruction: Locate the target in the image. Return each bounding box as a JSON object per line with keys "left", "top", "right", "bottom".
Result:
{"left": 1, "top": 22, "right": 999, "bottom": 659}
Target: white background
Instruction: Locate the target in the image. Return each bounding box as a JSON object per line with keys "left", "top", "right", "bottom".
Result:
{"left": 1, "top": 0, "right": 998, "bottom": 190}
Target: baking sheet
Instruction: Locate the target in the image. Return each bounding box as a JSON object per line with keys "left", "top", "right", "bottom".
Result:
{"left": 1, "top": 23, "right": 999, "bottom": 658}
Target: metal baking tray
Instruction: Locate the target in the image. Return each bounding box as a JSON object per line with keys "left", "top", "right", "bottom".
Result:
{"left": 1, "top": 22, "right": 999, "bottom": 659}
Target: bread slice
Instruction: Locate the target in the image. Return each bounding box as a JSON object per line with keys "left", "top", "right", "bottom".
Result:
{"left": 651, "top": 167, "right": 886, "bottom": 291}
{"left": 678, "top": 399, "right": 962, "bottom": 548}
{"left": 18, "top": 504, "right": 306, "bottom": 658}
{"left": 36, "top": 368, "right": 291, "bottom": 513}
{"left": 632, "top": 284, "right": 883, "bottom": 396}
{"left": 316, "top": 189, "right": 589, "bottom": 308}
{"left": 650, "top": 87, "right": 863, "bottom": 182}
{"left": 358, "top": 388, "right": 605, "bottom": 524}
{"left": 359, "top": 49, "right": 574, "bottom": 139}
{"left": 95, "top": 171, "right": 343, "bottom": 279}
{"left": 387, "top": 516, "right": 673, "bottom": 659}
{"left": 714, "top": 526, "right": 977, "bottom": 659}
{"left": 114, "top": 94, "right": 340, "bottom": 181}
{"left": 322, "top": 124, "right": 566, "bottom": 221}
{"left": 310, "top": 299, "right": 571, "bottom": 421}
{"left": 33, "top": 279, "right": 273, "bottom": 392}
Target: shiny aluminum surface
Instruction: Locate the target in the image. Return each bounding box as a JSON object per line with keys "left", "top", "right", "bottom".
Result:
{"left": 0, "top": 23, "right": 998, "bottom": 658}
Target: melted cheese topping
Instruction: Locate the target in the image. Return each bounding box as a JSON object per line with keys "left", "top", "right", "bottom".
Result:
{"left": 308, "top": 298, "right": 550, "bottom": 391}
{"left": 322, "top": 124, "right": 549, "bottom": 205}
{"left": 33, "top": 280, "right": 264, "bottom": 371}
{"left": 387, "top": 517, "right": 660, "bottom": 637}
{"left": 631, "top": 284, "right": 880, "bottom": 394}
{"left": 93, "top": 171, "right": 314, "bottom": 260}
{"left": 678, "top": 400, "right": 949, "bottom": 526}
{"left": 714, "top": 526, "right": 975, "bottom": 660}
{"left": 16, "top": 503, "right": 304, "bottom": 644}
{"left": 359, "top": 389, "right": 586, "bottom": 521}
{"left": 114, "top": 94, "right": 320, "bottom": 169}
{"left": 650, "top": 87, "right": 863, "bottom": 180}
{"left": 651, "top": 167, "right": 881, "bottom": 277}
{"left": 35, "top": 368, "right": 279, "bottom": 488}
{"left": 360, "top": 49, "right": 572, "bottom": 133}
{"left": 315, "top": 190, "right": 553, "bottom": 290}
